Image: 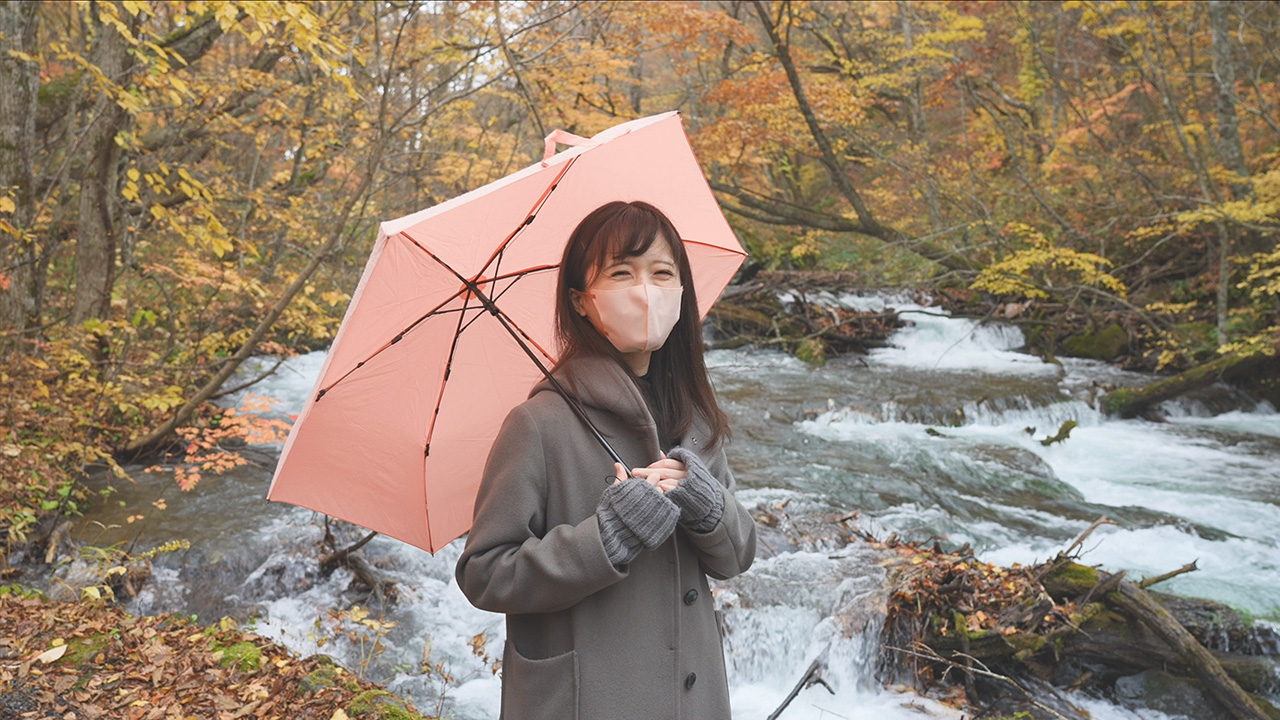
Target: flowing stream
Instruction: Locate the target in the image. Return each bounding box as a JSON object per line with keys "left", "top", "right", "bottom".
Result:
{"left": 68, "top": 294, "right": 1280, "bottom": 720}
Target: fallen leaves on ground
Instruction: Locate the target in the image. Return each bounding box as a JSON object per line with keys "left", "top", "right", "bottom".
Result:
{"left": 0, "top": 593, "right": 431, "bottom": 719}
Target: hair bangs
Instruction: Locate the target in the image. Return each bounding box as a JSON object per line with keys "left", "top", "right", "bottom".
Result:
{"left": 584, "top": 205, "right": 670, "bottom": 280}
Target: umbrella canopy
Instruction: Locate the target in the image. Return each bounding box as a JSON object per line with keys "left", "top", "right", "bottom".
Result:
{"left": 267, "top": 112, "right": 746, "bottom": 553}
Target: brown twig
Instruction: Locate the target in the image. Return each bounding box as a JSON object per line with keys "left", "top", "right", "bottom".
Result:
{"left": 886, "top": 643, "right": 1086, "bottom": 720}
{"left": 1063, "top": 515, "right": 1117, "bottom": 558}
{"left": 320, "top": 529, "right": 379, "bottom": 574}
{"left": 1137, "top": 560, "right": 1199, "bottom": 589}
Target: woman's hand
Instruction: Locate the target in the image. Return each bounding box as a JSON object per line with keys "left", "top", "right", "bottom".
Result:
{"left": 629, "top": 453, "right": 687, "bottom": 493}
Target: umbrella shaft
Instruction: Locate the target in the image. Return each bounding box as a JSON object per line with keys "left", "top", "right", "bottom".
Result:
{"left": 466, "top": 279, "right": 630, "bottom": 472}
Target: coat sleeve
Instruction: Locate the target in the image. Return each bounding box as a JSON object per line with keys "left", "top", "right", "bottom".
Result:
{"left": 455, "top": 405, "right": 627, "bottom": 615}
{"left": 680, "top": 444, "right": 756, "bottom": 580}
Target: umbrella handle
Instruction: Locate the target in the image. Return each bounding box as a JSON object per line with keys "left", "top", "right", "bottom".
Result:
{"left": 542, "top": 129, "right": 594, "bottom": 165}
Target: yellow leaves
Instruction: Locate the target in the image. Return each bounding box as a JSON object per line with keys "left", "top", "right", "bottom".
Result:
{"left": 1144, "top": 301, "right": 1199, "bottom": 315}
{"left": 120, "top": 0, "right": 152, "bottom": 18}
{"left": 320, "top": 290, "right": 350, "bottom": 307}
{"left": 215, "top": 2, "right": 241, "bottom": 31}
{"left": 1175, "top": 168, "right": 1280, "bottom": 230}
{"left": 1180, "top": 122, "right": 1207, "bottom": 139}
{"left": 140, "top": 386, "right": 186, "bottom": 413}
{"left": 971, "top": 223, "right": 1128, "bottom": 301}
{"left": 34, "top": 643, "right": 68, "bottom": 664}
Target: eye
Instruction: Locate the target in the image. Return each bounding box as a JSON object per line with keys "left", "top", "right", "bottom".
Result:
{"left": 655, "top": 269, "right": 676, "bottom": 278}
{"left": 609, "top": 269, "right": 632, "bottom": 279}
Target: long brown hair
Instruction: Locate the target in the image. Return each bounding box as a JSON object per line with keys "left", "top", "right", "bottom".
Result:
{"left": 555, "top": 201, "right": 730, "bottom": 449}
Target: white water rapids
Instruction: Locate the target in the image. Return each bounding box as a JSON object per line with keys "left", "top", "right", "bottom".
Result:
{"left": 73, "top": 295, "right": 1279, "bottom": 719}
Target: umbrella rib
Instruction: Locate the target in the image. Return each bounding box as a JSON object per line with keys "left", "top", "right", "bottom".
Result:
{"left": 406, "top": 241, "right": 628, "bottom": 470}
{"left": 455, "top": 266, "right": 558, "bottom": 352}
{"left": 421, "top": 281, "right": 478, "bottom": 459}
{"left": 682, "top": 237, "right": 750, "bottom": 257}
{"left": 478, "top": 155, "right": 579, "bottom": 279}
{"left": 397, "top": 155, "right": 577, "bottom": 283}
{"left": 315, "top": 284, "right": 469, "bottom": 400}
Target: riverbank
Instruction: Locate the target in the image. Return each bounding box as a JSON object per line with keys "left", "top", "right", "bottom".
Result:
{"left": 0, "top": 590, "right": 432, "bottom": 719}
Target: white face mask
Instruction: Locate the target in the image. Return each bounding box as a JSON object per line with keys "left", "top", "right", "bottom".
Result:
{"left": 585, "top": 284, "right": 684, "bottom": 353}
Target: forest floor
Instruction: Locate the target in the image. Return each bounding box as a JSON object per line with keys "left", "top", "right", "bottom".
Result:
{"left": 0, "top": 590, "right": 432, "bottom": 720}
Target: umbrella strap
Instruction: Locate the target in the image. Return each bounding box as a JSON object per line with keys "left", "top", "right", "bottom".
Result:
{"left": 542, "top": 129, "right": 595, "bottom": 166}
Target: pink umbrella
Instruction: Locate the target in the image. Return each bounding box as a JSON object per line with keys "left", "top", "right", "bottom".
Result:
{"left": 267, "top": 112, "right": 746, "bottom": 553}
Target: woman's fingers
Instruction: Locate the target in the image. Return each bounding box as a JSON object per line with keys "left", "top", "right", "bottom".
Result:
{"left": 647, "top": 457, "right": 686, "bottom": 471}
{"left": 614, "top": 462, "right": 628, "bottom": 484}
{"left": 630, "top": 467, "right": 665, "bottom": 487}
{"left": 630, "top": 467, "right": 686, "bottom": 486}
{"left": 656, "top": 478, "right": 680, "bottom": 493}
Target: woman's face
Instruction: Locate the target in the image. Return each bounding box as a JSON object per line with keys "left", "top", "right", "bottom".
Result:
{"left": 583, "top": 235, "right": 681, "bottom": 294}
{"left": 571, "top": 235, "right": 682, "bottom": 324}
{"left": 569, "top": 235, "right": 684, "bottom": 373}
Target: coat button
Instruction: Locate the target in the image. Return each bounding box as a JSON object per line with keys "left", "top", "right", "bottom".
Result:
{"left": 685, "top": 672, "right": 697, "bottom": 689}
{"left": 683, "top": 589, "right": 698, "bottom": 605}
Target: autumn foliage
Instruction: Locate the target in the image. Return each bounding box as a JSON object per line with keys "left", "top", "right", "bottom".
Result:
{"left": 0, "top": 0, "right": 1277, "bottom": 577}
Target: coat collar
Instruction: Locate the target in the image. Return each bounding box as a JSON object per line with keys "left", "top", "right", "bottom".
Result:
{"left": 530, "top": 353, "right": 656, "bottom": 432}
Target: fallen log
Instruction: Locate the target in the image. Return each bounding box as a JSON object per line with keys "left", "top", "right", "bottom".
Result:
{"left": 319, "top": 530, "right": 378, "bottom": 574}
{"left": 878, "top": 526, "right": 1280, "bottom": 718}
{"left": 1109, "top": 580, "right": 1270, "bottom": 720}
{"left": 708, "top": 281, "right": 903, "bottom": 363}
{"left": 1101, "top": 348, "right": 1278, "bottom": 418}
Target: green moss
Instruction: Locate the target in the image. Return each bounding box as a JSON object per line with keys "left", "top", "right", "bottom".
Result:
{"left": 1062, "top": 322, "right": 1128, "bottom": 360}
{"left": 794, "top": 337, "right": 827, "bottom": 366}
{"left": 37, "top": 71, "right": 82, "bottom": 106}
{"left": 1081, "top": 608, "right": 1136, "bottom": 638}
{"left": 300, "top": 656, "right": 343, "bottom": 696}
{"left": 1007, "top": 632, "right": 1047, "bottom": 655}
{"left": 63, "top": 633, "right": 112, "bottom": 666}
{"left": 347, "top": 689, "right": 424, "bottom": 720}
{"left": 219, "top": 641, "right": 262, "bottom": 672}
{"left": 1254, "top": 694, "right": 1280, "bottom": 720}
{"left": 1043, "top": 562, "right": 1098, "bottom": 601}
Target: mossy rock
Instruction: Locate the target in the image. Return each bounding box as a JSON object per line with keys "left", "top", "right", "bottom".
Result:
{"left": 300, "top": 655, "right": 344, "bottom": 696}
{"left": 1062, "top": 323, "right": 1128, "bottom": 360}
{"left": 1042, "top": 562, "right": 1098, "bottom": 602}
{"left": 219, "top": 641, "right": 262, "bottom": 672}
{"left": 348, "top": 689, "right": 425, "bottom": 720}
{"left": 794, "top": 337, "right": 827, "bottom": 366}
{"left": 1115, "top": 670, "right": 1232, "bottom": 720}
{"left": 1215, "top": 653, "right": 1280, "bottom": 695}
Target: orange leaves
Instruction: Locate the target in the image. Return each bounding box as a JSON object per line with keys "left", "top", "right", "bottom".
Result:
{"left": 145, "top": 396, "right": 290, "bottom": 493}
{"left": 885, "top": 539, "right": 1050, "bottom": 644}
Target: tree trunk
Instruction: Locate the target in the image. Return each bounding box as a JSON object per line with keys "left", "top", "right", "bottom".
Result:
{"left": 749, "top": 0, "right": 977, "bottom": 274}
{"left": 72, "top": 2, "right": 135, "bottom": 325}
{"left": 1208, "top": 0, "right": 1251, "bottom": 200}
{"left": 121, "top": 134, "right": 389, "bottom": 457}
{"left": 0, "top": 1, "right": 39, "bottom": 350}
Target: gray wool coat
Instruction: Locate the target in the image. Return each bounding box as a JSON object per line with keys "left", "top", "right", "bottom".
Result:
{"left": 455, "top": 354, "right": 757, "bottom": 720}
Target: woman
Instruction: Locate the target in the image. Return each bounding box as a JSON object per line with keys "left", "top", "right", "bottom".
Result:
{"left": 455, "top": 200, "right": 757, "bottom": 720}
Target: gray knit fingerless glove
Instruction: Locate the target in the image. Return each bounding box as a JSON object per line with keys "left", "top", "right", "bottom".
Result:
{"left": 597, "top": 477, "right": 679, "bottom": 567}
{"left": 665, "top": 447, "right": 725, "bottom": 534}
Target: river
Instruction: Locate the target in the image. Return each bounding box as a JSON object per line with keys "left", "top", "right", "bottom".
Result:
{"left": 71, "top": 293, "right": 1280, "bottom": 719}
